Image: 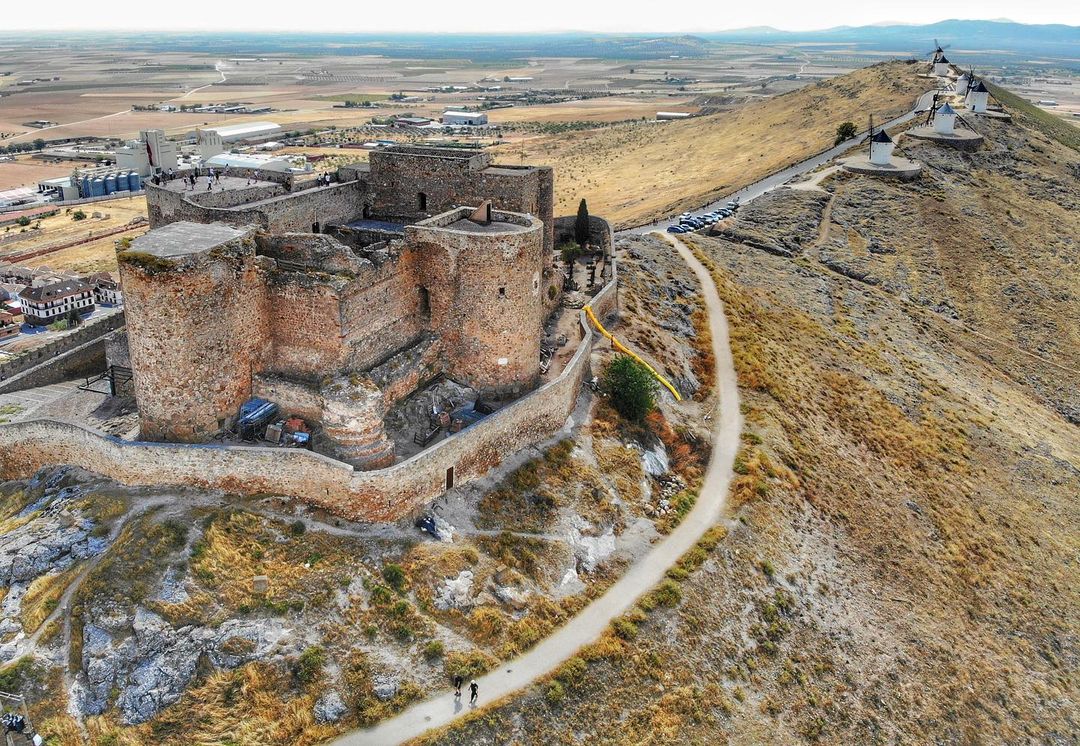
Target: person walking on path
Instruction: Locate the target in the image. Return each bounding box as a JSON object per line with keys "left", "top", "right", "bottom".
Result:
{"left": 452, "top": 675, "right": 463, "bottom": 698}
{"left": 469, "top": 680, "right": 478, "bottom": 705}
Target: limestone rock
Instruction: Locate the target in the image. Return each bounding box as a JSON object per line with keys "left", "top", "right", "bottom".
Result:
{"left": 314, "top": 690, "right": 348, "bottom": 723}
{"left": 372, "top": 674, "right": 399, "bottom": 701}
{"left": 642, "top": 440, "right": 670, "bottom": 477}
{"left": 434, "top": 570, "right": 474, "bottom": 610}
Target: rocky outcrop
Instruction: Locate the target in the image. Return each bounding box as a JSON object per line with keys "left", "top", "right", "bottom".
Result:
{"left": 0, "top": 488, "right": 108, "bottom": 586}
{"left": 77, "top": 606, "right": 295, "bottom": 724}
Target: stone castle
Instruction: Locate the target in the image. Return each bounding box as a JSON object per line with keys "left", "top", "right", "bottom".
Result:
{"left": 118, "top": 145, "right": 568, "bottom": 470}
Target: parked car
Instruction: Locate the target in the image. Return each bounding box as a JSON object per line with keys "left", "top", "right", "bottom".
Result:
{"left": 667, "top": 224, "right": 683, "bottom": 233}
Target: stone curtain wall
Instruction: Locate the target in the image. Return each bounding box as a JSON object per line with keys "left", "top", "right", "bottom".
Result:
{"left": 0, "top": 312, "right": 125, "bottom": 393}
{"left": 0, "top": 218, "right": 617, "bottom": 521}
{"left": 146, "top": 181, "right": 365, "bottom": 233}
{"left": 364, "top": 150, "right": 554, "bottom": 253}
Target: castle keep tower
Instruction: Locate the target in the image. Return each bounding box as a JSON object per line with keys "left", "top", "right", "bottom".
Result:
{"left": 408, "top": 208, "right": 544, "bottom": 396}
{"left": 118, "top": 222, "right": 269, "bottom": 441}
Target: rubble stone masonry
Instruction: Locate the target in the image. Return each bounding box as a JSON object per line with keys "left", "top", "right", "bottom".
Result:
{"left": 0, "top": 236, "right": 617, "bottom": 522}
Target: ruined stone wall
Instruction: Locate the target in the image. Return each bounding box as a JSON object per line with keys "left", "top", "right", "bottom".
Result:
{"left": 119, "top": 232, "right": 270, "bottom": 441}
{"left": 263, "top": 277, "right": 346, "bottom": 379}
{"left": 185, "top": 184, "right": 287, "bottom": 210}
{"left": 251, "top": 372, "right": 323, "bottom": 423}
{"left": 338, "top": 250, "right": 426, "bottom": 373}
{"left": 0, "top": 312, "right": 124, "bottom": 391}
{"left": 146, "top": 183, "right": 281, "bottom": 229}
{"left": 364, "top": 151, "right": 554, "bottom": 252}
{"left": 0, "top": 249, "right": 618, "bottom": 521}
{"left": 146, "top": 182, "right": 364, "bottom": 233}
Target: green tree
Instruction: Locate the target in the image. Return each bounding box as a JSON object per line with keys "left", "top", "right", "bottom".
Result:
{"left": 15, "top": 216, "right": 31, "bottom": 227}
{"left": 834, "top": 121, "right": 857, "bottom": 145}
{"left": 67, "top": 308, "right": 81, "bottom": 327}
{"left": 32, "top": 138, "right": 46, "bottom": 152}
{"left": 72, "top": 209, "right": 86, "bottom": 221}
{"left": 574, "top": 198, "right": 590, "bottom": 248}
{"left": 602, "top": 355, "right": 658, "bottom": 424}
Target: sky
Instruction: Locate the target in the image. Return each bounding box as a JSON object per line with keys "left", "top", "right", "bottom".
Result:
{"left": 3, "top": 0, "right": 1078, "bottom": 32}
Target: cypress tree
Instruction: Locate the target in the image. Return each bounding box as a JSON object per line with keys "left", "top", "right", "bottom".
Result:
{"left": 574, "top": 198, "right": 590, "bottom": 247}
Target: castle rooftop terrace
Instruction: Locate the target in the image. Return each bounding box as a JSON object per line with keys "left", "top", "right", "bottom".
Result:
{"left": 128, "top": 221, "right": 247, "bottom": 258}
{"left": 155, "top": 175, "right": 278, "bottom": 193}
{"left": 444, "top": 218, "right": 531, "bottom": 234}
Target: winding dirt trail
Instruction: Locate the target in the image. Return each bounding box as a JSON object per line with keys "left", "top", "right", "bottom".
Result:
{"left": 332, "top": 233, "right": 742, "bottom": 746}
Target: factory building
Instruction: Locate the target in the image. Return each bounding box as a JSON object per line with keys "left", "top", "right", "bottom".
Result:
{"left": 195, "top": 121, "right": 282, "bottom": 144}
{"left": 442, "top": 110, "right": 489, "bottom": 126}
{"left": 115, "top": 130, "right": 178, "bottom": 176}
{"left": 203, "top": 152, "right": 301, "bottom": 174}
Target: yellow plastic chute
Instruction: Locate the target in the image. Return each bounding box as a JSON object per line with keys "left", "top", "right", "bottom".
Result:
{"left": 584, "top": 304, "right": 682, "bottom": 402}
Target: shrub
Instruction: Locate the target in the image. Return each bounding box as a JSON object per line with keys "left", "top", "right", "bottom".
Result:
{"left": 444, "top": 650, "right": 496, "bottom": 680}
{"left": 650, "top": 579, "right": 683, "bottom": 608}
{"left": 545, "top": 680, "right": 566, "bottom": 704}
{"left": 467, "top": 606, "right": 506, "bottom": 642}
{"left": 834, "top": 121, "right": 857, "bottom": 145}
{"left": 370, "top": 585, "right": 393, "bottom": 606}
{"left": 288, "top": 519, "right": 306, "bottom": 536}
{"left": 612, "top": 617, "right": 639, "bottom": 640}
{"left": 602, "top": 355, "right": 658, "bottom": 423}
{"left": 382, "top": 563, "right": 406, "bottom": 592}
{"left": 72, "top": 209, "right": 87, "bottom": 221}
{"left": 292, "top": 646, "right": 326, "bottom": 686}
{"left": 15, "top": 216, "right": 31, "bottom": 227}
{"left": 422, "top": 640, "right": 444, "bottom": 661}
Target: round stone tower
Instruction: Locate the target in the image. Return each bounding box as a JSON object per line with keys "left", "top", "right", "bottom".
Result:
{"left": 118, "top": 222, "right": 269, "bottom": 441}
{"left": 408, "top": 208, "right": 544, "bottom": 398}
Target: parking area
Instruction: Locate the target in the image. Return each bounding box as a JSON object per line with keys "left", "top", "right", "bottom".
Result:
{"left": 665, "top": 199, "right": 741, "bottom": 235}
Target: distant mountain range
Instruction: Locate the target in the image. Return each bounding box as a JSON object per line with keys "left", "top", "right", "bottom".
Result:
{"left": 702, "top": 19, "right": 1080, "bottom": 56}
{"left": 1, "top": 20, "right": 1077, "bottom": 60}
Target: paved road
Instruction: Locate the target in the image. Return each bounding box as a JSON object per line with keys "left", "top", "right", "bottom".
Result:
{"left": 622, "top": 91, "right": 935, "bottom": 235}
{"left": 332, "top": 234, "right": 743, "bottom": 746}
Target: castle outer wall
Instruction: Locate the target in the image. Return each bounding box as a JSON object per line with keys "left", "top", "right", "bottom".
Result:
{"left": 0, "top": 243, "right": 617, "bottom": 522}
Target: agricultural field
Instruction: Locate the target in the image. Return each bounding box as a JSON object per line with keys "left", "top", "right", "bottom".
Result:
{"left": 1, "top": 195, "right": 145, "bottom": 273}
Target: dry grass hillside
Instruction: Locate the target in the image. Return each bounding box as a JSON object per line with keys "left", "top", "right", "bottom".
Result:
{"left": 422, "top": 90, "right": 1079, "bottom": 746}
{"left": 491, "top": 61, "right": 926, "bottom": 227}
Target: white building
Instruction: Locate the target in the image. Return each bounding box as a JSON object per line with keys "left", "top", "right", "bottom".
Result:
{"left": 955, "top": 73, "right": 971, "bottom": 97}
{"left": 869, "top": 128, "right": 896, "bottom": 165}
{"left": 933, "top": 55, "right": 952, "bottom": 77}
{"left": 657, "top": 111, "right": 692, "bottom": 120}
{"left": 442, "top": 111, "right": 488, "bottom": 126}
{"left": 933, "top": 102, "right": 957, "bottom": 135}
{"left": 203, "top": 152, "right": 302, "bottom": 174}
{"left": 967, "top": 81, "right": 990, "bottom": 114}
{"left": 18, "top": 278, "right": 95, "bottom": 326}
{"left": 198, "top": 121, "right": 282, "bottom": 143}
{"left": 115, "top": 130, "right": 178, "bottom": 176}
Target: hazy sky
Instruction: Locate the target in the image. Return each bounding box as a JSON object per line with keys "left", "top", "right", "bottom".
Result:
{"left": 4, "top": 0, "right": 1078, "bottom": 32}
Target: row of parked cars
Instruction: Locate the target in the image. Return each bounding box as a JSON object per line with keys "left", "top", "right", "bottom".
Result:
{"left": 667, "top": 198, "right": 740, "bottom": 234}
